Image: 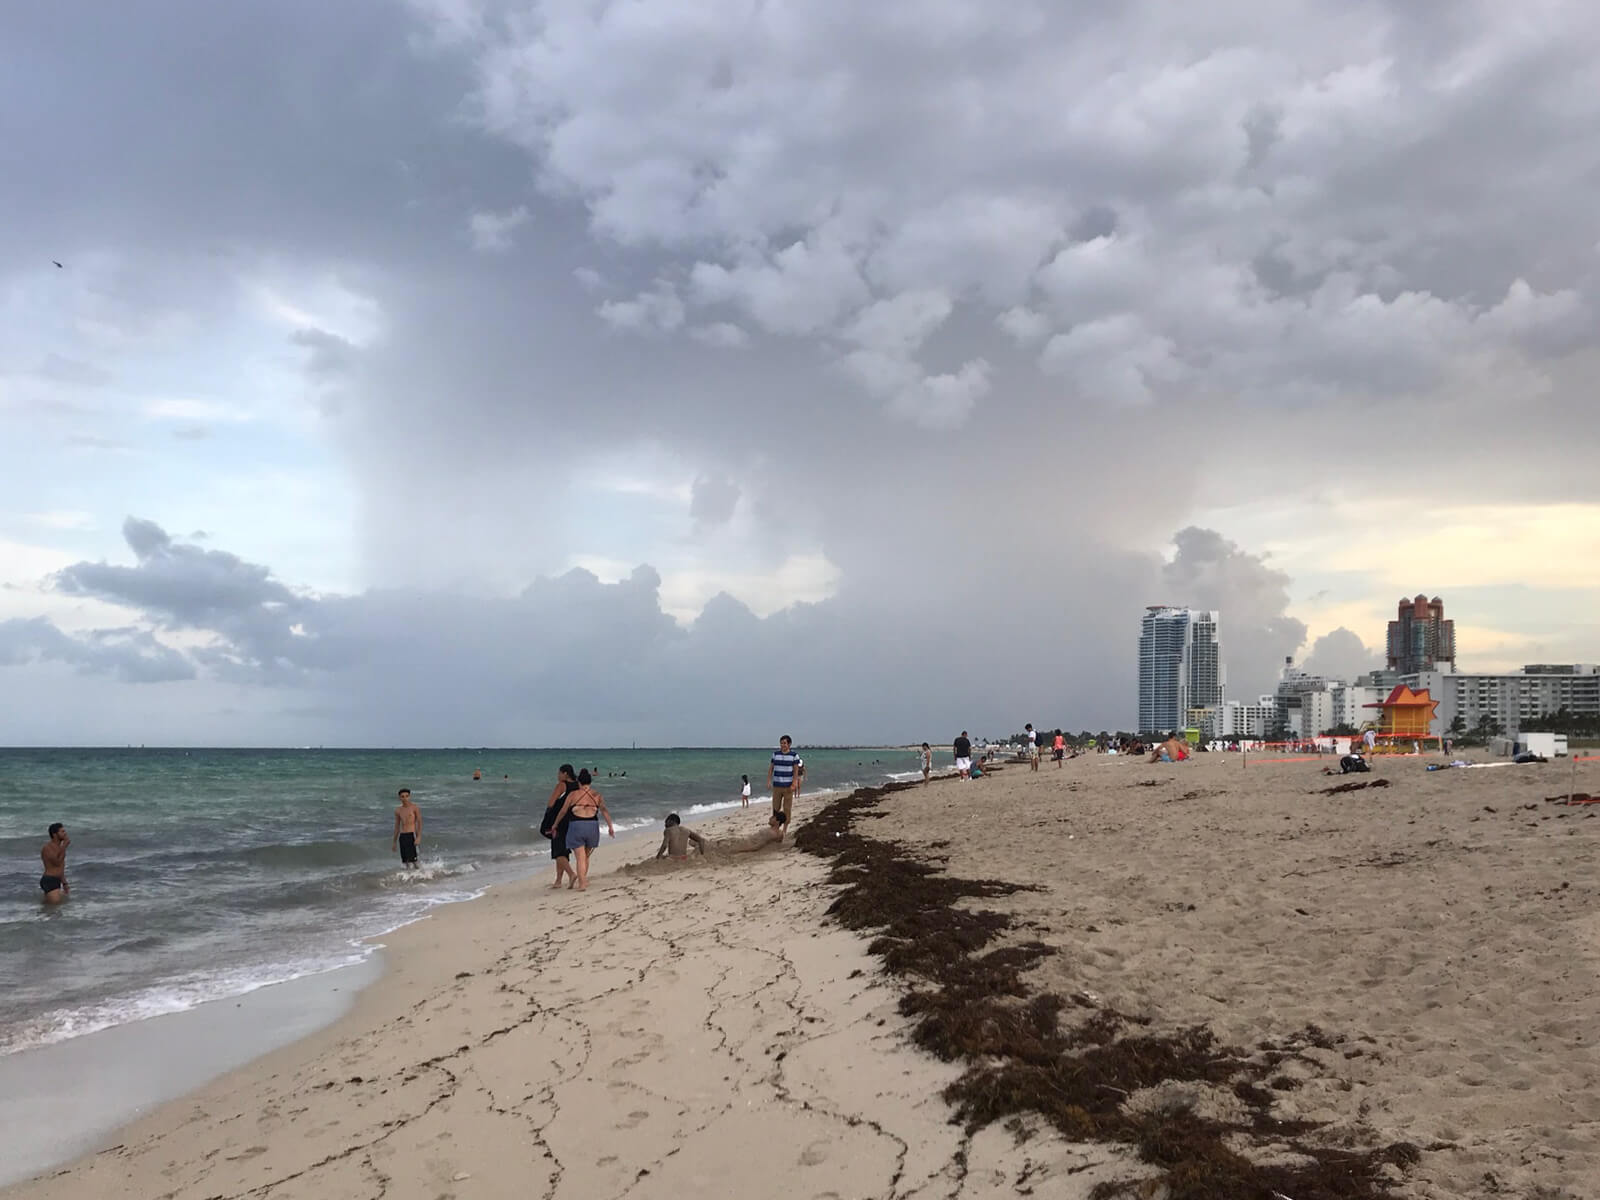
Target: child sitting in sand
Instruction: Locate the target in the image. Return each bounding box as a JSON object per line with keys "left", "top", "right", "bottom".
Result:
{"left": 656, "top": 813, "right": 707, "bottom": 861}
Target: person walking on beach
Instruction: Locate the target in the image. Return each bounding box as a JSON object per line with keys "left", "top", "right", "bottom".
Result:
{"left": 953, "top": 731, "right": 972, "bottom": 779}
{"left": 656, "top": 813, "right": 707, "bottom": 860}
{"left": 541, "top": 764, "right": 580, "bottom": 889}
{"left": 1026, "top": 724, "right": 1040, "bottom": 771}
{"left": 39, "top": 823, "right": 69, "bottom": 904}
{"left": 1053, "top": 730, "right": 1066, "bottom": 767}
{"left": 548, "top": 769, "right": 615, "bottom": 891}
{"left": 740, "top": 774, "right": 751, "bottom": 808}
{"left": 392, "top": 789, "right": 422, "bottom": 868}
{"left": 921, "top": 742, "right": 933, "bottom": 782}
{"left": 769, "top": 735, "right": 801, "bottom": 826}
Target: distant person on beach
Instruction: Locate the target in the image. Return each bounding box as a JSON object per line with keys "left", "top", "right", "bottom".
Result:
{"left": 392, "top": 789, "right": 422, "bottom": 868}
{"left": 541, "top": 765, "right": 580, "bottom": 889}
{"left": 548, "top": 769, "right": 615, "bottom": 891}
{"left": 656, "top": 814, "right": 707, "bottom": 861}
{"left": 40, "top": 823, "right": 69, "bottom": 904}
{"left": 1150, "top": 736, "right": 1190, "bottom": 764}
{"left": 769, "top": 735, "right": 801, "bottom": 824}
{"left": 793, "top": 756, "right": 806, "bottom": 800}
{"left": 740, "top": 774, "right": 751, "bottom": 808}
{"left": 472, "top": 769, "right": 481, "bottom": 781}
{"left": 953, "top": 731, "right": 972, "bottom": 778}
{"left": 1053, "top": 731, "right": 1066, "bottom": 766}
{"left": 921, "top": 742, "right": 932, "bottom": 782}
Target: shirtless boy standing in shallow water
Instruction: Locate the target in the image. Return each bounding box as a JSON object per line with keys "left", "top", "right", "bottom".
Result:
{"left": 392, "top": 788, "right": 422, "bottom": 868}
{"left": 40, "top": 823, "right": 69, "bottom": 904}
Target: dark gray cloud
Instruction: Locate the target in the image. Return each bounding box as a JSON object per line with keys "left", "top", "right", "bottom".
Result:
{"left": 3, "top": 2, "right": 1598, "bottom": 743}
{"left": 56, "top": 517, "right": 298, "bottom": 629}
{"left": 1161, "top": 528, "right": 1307, "bottom": 699}
{"left": 1301, "top": 627, "right": 1383, "bottom": 682}
{"left": 689, "top": 475, "right": 741, "bottom": 527}
{"left": 8, "top": 519, "right": 1235, "bottom": 741}
{"left": 0, "top": 617, "right": 194, "bottom": 684}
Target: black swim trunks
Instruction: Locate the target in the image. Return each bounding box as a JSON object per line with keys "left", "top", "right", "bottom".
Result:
{"left": 39, "top": 875, "right": 63, "bottom": 894}
{"left": 397, "top": 832, "right": 418, "bottom": 864}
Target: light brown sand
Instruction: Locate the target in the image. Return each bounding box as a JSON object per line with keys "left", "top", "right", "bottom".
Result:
{"left": 7, "top": 757, "right": 1598, "bottom": 1199}
{"left": 883, "top": 753, "right": 1600, "bottom": 1199}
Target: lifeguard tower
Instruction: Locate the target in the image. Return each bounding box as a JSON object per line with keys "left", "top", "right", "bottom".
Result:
{"left": 1362, "top": 685, "right": 1441, "bottom": 753}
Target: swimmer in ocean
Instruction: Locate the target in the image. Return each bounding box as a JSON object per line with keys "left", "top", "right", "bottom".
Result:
{"left": 392, "top": 788, "right": 422, "bottom": 868}
{"left": 655, "top": 813, "right": 707, "bottom": 861}
{"left": 40, "top": 823, "right": 69, "bottom": 904}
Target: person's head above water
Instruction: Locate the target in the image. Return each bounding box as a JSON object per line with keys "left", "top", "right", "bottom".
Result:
{"left": 558, "top": 763, "right": 576, "bottom": 781}
{"left": 48, "top": 822, "right": 64, "bottom": 840}
{"left": 397, "top": 788, "right": 411, "bottom": 800}
{"left": 664, "top": 813, "right": 681, "bottom": 828}
{"left": 577, "top": 768, "right": 593, "bottom": 785}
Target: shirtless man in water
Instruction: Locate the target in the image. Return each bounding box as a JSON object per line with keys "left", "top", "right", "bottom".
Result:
{"left": 40, "top": 823, "right": 69, "bottom": 903}
{"left": 392, "top": 788, "right": 422, "bottom": 868}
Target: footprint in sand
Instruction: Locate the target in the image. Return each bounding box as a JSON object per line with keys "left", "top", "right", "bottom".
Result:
{"left": 619, "top": 1110, "right": 650, "bottom": 1129}
{"left": 799, "top": 1141, "right": 829, "bottom": 1166}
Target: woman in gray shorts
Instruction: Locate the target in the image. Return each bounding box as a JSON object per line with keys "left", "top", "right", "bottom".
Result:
{"left": 548, "top": 769, "right": 615, "bottom": 891}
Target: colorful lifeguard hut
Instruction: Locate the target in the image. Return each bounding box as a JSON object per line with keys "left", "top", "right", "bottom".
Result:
{"left": 1363, "top": 685, "right": 1440, "bottom": 750}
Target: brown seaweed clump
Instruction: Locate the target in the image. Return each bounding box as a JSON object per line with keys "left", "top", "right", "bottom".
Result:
{"left": 794, "top": 783, "right": 1419, "bottom": 1199}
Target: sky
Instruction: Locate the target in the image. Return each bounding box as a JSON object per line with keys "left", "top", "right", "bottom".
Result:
{"left": 2, "top": 0, "right": 1598, "bottom": 746}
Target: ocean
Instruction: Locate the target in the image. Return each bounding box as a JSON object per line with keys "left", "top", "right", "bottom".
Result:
{"left": 0, "top": 746, "right": 921, "bottom": 1058}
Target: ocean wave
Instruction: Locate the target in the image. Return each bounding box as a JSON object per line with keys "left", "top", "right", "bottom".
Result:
{"left": 686, "top": 799, "right": 745, "bottom": 815}
{"left": 0, "top": 950, "right": 371, "bottom": 1058}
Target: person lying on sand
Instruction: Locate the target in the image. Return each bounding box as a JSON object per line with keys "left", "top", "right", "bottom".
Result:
{"left": 656, "top": 813, "right": 707, "bottom": 860}
{"left": 725, "top": 812, "right": 787, "bottom": 853}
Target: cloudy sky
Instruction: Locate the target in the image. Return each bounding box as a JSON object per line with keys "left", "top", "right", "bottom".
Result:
{"left": 3, "top": 0, "right": 1598, "bottom": 746}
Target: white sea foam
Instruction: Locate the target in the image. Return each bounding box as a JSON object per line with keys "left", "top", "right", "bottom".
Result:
{"left": 0, "top": 951, "right": 372, "bottom": 1057}
{"left": 686, "top": 798, "right": 745, "bottom": 815}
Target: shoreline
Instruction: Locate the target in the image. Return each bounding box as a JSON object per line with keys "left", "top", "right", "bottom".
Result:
{"left": 0, "top": 794, "right": 813, "bottom": 1192}
{"left": 5, "top": 758, "right": 1595, "bottom": 1198}
{"left": 0, "top": 796, "right": 757, "bottom": 1188}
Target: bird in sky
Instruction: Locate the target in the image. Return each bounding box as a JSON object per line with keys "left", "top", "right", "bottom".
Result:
{"left": 53, "top": 261, "right": 63, "bottom": 268}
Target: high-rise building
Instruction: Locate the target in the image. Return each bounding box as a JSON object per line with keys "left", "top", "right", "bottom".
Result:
{"left": 1407, "top": 664, "right": 1599, "bottom": 736}
{"left": 1386, "top": 595, "right": 1455, "bottom": 674}
{"left": 1138, "top": 607, "right": 1224, "bottom": 733}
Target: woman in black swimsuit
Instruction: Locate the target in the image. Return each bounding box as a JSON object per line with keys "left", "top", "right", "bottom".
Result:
{"left": 541, "top": 764, "right": 580, "bottom": 890}
{"left": 548, "top": 769, "right": 614, "bottom": 891}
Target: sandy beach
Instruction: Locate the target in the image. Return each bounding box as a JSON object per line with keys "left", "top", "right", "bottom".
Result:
{"left": 6, "top": 754, "right": 1597, "bottom": 1199}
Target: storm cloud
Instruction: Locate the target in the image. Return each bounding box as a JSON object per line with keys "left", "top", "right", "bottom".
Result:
{"left": 2, "top": 2, "right": 1598, "bottom": 744}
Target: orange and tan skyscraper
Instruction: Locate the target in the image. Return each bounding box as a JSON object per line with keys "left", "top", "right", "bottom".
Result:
{"left": 1386, "top": 595, "right": 1455, "bottom": 675}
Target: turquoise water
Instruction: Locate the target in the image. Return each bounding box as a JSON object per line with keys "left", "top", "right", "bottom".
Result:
{"left": 0, "top": 746, "right": 918, "bottom": 1055}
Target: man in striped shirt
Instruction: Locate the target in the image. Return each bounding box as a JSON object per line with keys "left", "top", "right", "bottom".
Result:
{"left": 768, "top": 735, "right": 801, "bottom": 831}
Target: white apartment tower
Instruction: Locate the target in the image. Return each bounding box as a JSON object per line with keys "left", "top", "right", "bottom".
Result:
{"left": 1138, "top": 607, "right": 1224, "bottom": 734}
